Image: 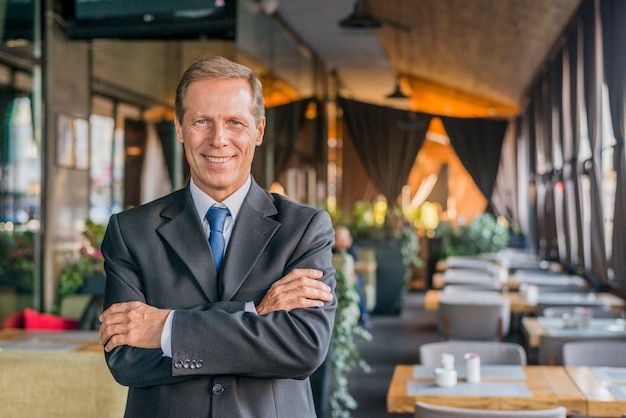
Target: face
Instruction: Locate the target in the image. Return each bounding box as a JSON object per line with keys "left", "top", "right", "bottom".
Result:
{"left": 175, "top": 78, "right": 265, "bottom": 201}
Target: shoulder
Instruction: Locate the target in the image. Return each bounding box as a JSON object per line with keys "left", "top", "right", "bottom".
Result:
{"left": 112, "top": 188, "right": 187, "bottom": 222}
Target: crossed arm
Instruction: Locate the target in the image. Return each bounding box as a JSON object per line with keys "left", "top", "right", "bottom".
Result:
{"left": 98, "top": 268, "right": 333, "bottom": 352}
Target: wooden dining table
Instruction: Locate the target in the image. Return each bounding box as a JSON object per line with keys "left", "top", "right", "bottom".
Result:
{"left": 0, "top": 328, "right": 102, "bottom": 352}
{"left": 425, "top": 290, "right": 625, "bottom": 315}
{"left": 566, "top": 366, "right": 626, "bottom": 417}
{"left": 387, "top": 364, "right": 587, "bottom": 415}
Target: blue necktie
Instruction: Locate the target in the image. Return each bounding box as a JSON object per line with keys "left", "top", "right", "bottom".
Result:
{"left": 206, "top": 206, "right": 229, "bottom": 273}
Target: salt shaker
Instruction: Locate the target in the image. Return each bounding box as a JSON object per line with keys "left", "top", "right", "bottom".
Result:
{"left": 464, "top": 353, "right": 481, "bottom": 383}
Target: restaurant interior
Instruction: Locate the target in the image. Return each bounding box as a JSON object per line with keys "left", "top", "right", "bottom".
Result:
{"left": 1, "top": 0, "right": 626, "bottom": 417}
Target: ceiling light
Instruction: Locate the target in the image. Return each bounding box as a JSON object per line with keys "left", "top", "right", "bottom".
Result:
{"left": 338, "top": 1, "right": 382, "bottom": 29}
{"left": 386, "top": 79, "right": 409, "bottom": 99}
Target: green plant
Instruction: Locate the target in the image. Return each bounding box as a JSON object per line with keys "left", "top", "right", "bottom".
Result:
{"left": 436, "top": 213, "right": 510, "bottom": 258}
{"left": 345, "top": 202, "right": 421, "bottom": 274}
{"left": 55, "top": 220, "right": 106, "bottom": 310}
{"left": 0, "top": 229, "right": 35, "bottom": 293}
{"left": 329, "top": 263, "right": 371, "bottom": 418}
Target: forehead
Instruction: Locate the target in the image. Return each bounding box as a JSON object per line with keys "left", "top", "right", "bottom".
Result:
{"left": 184, "top": 78, "right": 254, "bottom": 119}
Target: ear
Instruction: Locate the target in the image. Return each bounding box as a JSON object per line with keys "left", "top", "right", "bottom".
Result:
{"left": 174, "top": 118, "right": 184, "bottom": 144}
{"left": 255, "top": 117, "right": 266, "bottom": 146}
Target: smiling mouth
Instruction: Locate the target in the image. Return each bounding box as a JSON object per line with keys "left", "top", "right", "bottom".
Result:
{"left": 205, "top": 156, "right": 232, "bottom": 163}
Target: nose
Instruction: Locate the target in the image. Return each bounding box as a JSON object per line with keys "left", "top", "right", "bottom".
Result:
{"left": 209, "top": 124, "right": 228, "bottom": 147}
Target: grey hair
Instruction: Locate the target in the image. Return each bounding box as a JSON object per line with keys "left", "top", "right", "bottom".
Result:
{"left": 174, "top": 56, "right": 265, "bottom": 127}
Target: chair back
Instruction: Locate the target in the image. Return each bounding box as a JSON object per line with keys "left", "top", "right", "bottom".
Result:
{"left": 538, "top": 334, "right": 626, "bottom": 365}
{"left": 442, "top": 284, "right": 500, "bottom": 293}
{"left": 414, "top": 402, "right": 567, "bottom": 417}
{"left": 438, "top": 295, "right": 510, "bottom": 341}
{"left": 419, "top": 341, "right": 527, "bottom": 366}
{"left": 563, "top": 340, "right": 626, "bottom": 366}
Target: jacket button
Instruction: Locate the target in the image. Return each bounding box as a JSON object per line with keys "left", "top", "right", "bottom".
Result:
{"left": 183, "top": 359, "right": 191, "bottom": 369}
{"left": 212, "top": 383, "right": 224, "bottom": 395}
{"left": 174, "top": 360, "right": 183, "bottom": 369}
{"left": 196, "top": 360, "right": 203, "bottom": 369}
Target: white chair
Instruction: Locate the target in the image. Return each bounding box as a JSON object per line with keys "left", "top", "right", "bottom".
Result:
{"left": 538, "top": 334, "right": 626, "bottom": 365}
{"left": 414, "top": 402, "right": 567, "bottom": 418}
{"left": 437, "top": 294, "right": 510, "bottom": 341}
{"left": 419, "top": 341, "right": 527, "bottom": 366}
{"left": 442, "top": 284, "right": 501, "bottom": 293}
{"left": 563, "top": 340, "right": 626, "bottom": 366}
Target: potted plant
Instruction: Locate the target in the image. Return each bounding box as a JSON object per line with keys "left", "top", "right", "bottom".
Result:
{"left": 55, "top": 220, "right": 106, "bottom": 312}
{"left": 332, "top": 200, "right": 421, "bottom": 316}
{"left": 434, "top": 213, "right": 510, "bottom": 260}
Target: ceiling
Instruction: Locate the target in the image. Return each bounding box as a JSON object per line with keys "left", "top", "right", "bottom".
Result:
{"left": 273, "top": 0, "right": 582, "bottom": 117}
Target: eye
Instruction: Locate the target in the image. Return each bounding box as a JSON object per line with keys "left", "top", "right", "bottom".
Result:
{"left": 229, "top": 120, "right": 243, "bottom": 126}
{"left": 196, "top": 119, "right": 207, "bottom": 125}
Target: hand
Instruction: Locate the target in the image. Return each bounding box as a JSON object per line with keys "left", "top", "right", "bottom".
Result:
{"left": 256, "top": 269, "right": 333, "bottom": 316}
{"left": 98, "top": 301, "right": 171, "bottom": 352}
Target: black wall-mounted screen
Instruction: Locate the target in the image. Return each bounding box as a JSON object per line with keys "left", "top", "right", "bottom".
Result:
{"left": 65, "top": 0, "right": 236, "bottom": 40}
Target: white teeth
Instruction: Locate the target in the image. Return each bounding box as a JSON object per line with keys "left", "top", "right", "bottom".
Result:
{"left": 206, "top": 156, "right": 230, "bottom": 163}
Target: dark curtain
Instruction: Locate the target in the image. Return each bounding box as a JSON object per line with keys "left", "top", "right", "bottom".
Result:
{"left": 338, "top": 98, "right": 431, "bottom": 205}
{"left": 531, "top": 80, "right": 551, "bottom": 259}
{"left": 561, "top": 40, "right": 582, "bottom": 269}
{"left": 155, "top": 121, "right": 176, "bottom": 188}
{"left": 440, "top": 116, "right": 508, "bottom": 211}
{"left": 264, "top": 98, "right": 312, "bottom": 179}
{"left": 602, "top": 0, "right": 626, "bottom": 290}
{"left": 339, "top": 123, "right": 378, "bottom": 213}
{"left": 549, "top": 51, "right": 568, "bottom": 262}
{"left": 123, "top": 119, "right": 147, "bottom": 208}
{"left": 582, "top": 0, "right": 609, "bottom": 287}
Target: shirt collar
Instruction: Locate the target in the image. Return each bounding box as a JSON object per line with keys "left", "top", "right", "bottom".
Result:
{"left": 189, "top": 176, "right": 251, "bottom": 222}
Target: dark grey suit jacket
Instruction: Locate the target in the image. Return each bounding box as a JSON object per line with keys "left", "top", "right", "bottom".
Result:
{"left": 102, "top": 179, "right": 337, "bottom": 417}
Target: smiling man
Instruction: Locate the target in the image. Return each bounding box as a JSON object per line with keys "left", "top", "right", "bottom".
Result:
{"left": 98, "top": 56, "right": 336, "bottom": 418}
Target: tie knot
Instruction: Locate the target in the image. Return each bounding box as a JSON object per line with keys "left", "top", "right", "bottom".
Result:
{"left": 206, "top": 206, "right": 229, "bottom": 233}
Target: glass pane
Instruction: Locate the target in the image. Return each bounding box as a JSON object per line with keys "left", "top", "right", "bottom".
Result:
{"left": 89, "top": 114, "right": 115, "bottom": 224}
{"left": 0, "top": 95, "right": 40, "bottom": 324}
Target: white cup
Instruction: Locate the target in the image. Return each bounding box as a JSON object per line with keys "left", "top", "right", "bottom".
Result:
{"left": 434, "top": 367, "right": 457, "bottom": 387}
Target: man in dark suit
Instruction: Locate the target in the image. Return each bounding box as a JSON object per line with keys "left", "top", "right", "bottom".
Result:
{"left": 98, "top": 56, "right": 337, "bottom": 418}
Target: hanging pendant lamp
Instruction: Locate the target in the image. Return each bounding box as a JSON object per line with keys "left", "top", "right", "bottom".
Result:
{"left": 338, "top": 0, "right": 383, "bottom": 29}
{"left": 386, "top": 78, "right": 409, "bottom": 99}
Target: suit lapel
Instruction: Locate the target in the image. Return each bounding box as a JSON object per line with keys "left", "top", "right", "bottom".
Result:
{"left": 221, "top": 182, "right": 280, "bottom": 300}
{"left": 156, "top": 188, "right": 219, "bottom": 302}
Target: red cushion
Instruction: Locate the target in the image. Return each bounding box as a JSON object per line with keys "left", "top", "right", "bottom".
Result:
{"left": 22, "top": 308, "right": 79, "bottom": 330}
{"left": 1, "top": 310, "right": 24, "bottom": 329}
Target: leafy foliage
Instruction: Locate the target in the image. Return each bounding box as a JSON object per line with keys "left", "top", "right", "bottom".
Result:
{"left": 0, "top": 229, "right": 35, "bottom": 293}
{"left": 436, "top": 213, "right": 510, "bottom": 257}
{"left": 329, "top": 264, "right": 371, "bottom": 418}
{"left": 56, "top": 220, "right": 106, "bottom": 308}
